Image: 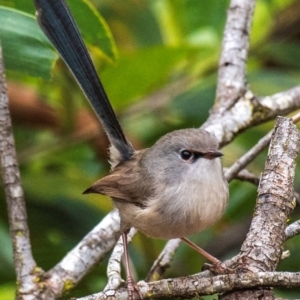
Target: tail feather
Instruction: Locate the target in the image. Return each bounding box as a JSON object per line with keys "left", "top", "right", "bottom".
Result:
{"left": 34, "top": 0, "right": 134, "bottom": 160}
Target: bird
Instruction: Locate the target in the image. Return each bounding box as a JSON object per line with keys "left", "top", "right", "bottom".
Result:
{"left": 33, "top": 0, "right": 229, "bottom": 299}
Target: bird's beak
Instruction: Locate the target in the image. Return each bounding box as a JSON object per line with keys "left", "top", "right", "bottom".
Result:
{"left": 203, "top": 150, "right": 223, "bottom": 160}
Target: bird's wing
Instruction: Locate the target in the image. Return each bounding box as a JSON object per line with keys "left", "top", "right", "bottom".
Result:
{"left": 84, "top": 151, "right": 151, "bottom": 204}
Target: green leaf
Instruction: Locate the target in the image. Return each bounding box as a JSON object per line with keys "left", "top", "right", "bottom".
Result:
{"left": 0, "top": 6, "right": 57, "bottom": 77}
{"left": 68, "top": 0, "right": 117, "bottom": 63}
{"left": 0, "top": 0, "right": 117, "bottom": 78}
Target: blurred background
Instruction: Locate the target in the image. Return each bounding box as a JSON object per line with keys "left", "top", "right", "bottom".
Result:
{"left": 1, "top": 0, "right": 300, "bottom": 299}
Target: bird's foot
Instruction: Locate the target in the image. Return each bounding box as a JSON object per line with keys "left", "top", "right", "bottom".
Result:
{"left": 202, "top": 261, "right": 234, "bottom": 275}
{"left": 126, "top": 275, "right": 143, "bottom": 300}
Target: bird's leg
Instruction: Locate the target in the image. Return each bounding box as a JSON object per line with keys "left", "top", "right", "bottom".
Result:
{"left": 180, "top": 237, "right": 220, "bottom": 264}
{"left": 180, "top": 237, "right": 233, "bottom": 274}
{"left": 122, "top": 232, "right": 143, "bottom": 300}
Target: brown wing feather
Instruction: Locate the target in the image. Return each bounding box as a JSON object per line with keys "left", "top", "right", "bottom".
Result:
{"left": 83, "top": 150, "right": 150, "bottom": 204}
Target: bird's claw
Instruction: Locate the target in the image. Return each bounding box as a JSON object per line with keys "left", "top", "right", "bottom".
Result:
{"left": 202, "top": 262, "right": 234, "bottom": 275}
{"left": 127, "top": 276, "right": 143, "bottom": 300}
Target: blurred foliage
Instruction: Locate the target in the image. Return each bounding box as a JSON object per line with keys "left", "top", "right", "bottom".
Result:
{"left": 0, "top": 0, "right": 300, "bottom": 299}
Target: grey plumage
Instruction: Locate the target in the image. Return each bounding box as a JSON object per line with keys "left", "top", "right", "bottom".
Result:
{"left": 85, "top": 129, "right": 228, "bottom": 239}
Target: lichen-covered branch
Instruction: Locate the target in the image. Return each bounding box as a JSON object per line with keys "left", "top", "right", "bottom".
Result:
{"left": 216, "top": 0, "right": 255, "bottom": 110}
{"left": 104, "top": 227, "right": 137, "bottom": 292}
{"left": 239, "top": 117, "right": 300, "bottom": 271}
{"left": 204, "top": 87, "right": 300, "bottom": 145}
{"left": 222, "top": 117, "right": 300, "bottom": 300}
{"left": 229, "top": 169, "right": 260, "bottom": 185}
{"left": 0, "top": 47, "right": 41, "bottom": 299}
{"left": 285, "top": 220, "right": 300, "bottom": 240}
{"left": 225, "top": 111, "right": 300, "bottom": 182}
{"left": 44, "top": 210, "right": 121, "bottom": 297}
{"left": 75, "top": 271, "right": 300, "bottom": 300}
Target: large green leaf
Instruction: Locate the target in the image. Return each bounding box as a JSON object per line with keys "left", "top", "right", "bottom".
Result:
{"left": 6, "top": 0, "right": 117, "bottom": 62}
{"left": 0, "top": 6, "right": 57, "bottom": 78}
{"left": 0, "top": 0, "right": 117, "bottom": 77}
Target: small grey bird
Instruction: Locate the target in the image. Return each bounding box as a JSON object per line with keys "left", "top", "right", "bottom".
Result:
{"left": 34, "top": 0, "right": 229, "bottom": 299}
{"left": 86, "top": 129, "right": 228, "bottom": 241}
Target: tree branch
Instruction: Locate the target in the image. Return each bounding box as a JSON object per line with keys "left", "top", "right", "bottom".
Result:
{"left": 75, "top": 271, "right": 300, "bottom": 300}
{"left": 239, "top": 116, "right": 300, "bottom": 271}
{"left": 0, "top": 46, "right": 42, "bottom": 299}
{"left": 285, "top": 220, "right": 300, "bottom": 240}
{"left": 45, "top": 210, "right": 121, "bottom": 296}
{"left": 229, "top": 168, "right": 260, "bottom": 185}
{"left": 222, "top": 116, "right": 300, "bottom": 299}
{"left": 204, "top": 86, "right": 300, "bottom": 145}
{"left": 216, "top": 0, "right": 255, "bottom": 110}
{"left": 104, "top": 228, "right": 137, "bottom": 292}
{"left": 225, "top": 111, "right": 300, "bottom": 182}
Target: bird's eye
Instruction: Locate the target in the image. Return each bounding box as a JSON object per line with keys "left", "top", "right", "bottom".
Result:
{"left": 180, "top": 150, "right": 193, "bottom": 161}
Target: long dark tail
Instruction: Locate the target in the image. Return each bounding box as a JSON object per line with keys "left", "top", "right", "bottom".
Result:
{"left": 34, "top": 0, "right": 134, "bottom": 161}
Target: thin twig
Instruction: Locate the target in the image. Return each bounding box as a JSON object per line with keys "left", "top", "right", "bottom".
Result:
{"left": 216, "top": 0, "right": 256, "bottom": 110}
{"left": 145, "top": 238, "right": 181, "bottom": 282}
{"left": 285, "top": 220, "right": 300, "bottom": 240}
{"left": 224, "top": 130, "right": 273, "bottom": 182}
{"left": 104, "top": 228, "right": 137, "bottom": 292}
{"left": 223, "top": 168, "right": 259, "bottom": 185}
{"left": 225, "top": 111, "right": 300, "bottom": 182}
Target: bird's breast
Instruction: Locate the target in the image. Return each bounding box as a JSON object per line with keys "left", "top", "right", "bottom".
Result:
{"left": 124, "top": 159, "right": 228, "bottom": 239}
{"left": 141, "top": 187, "right": 226, "bottom": 239}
